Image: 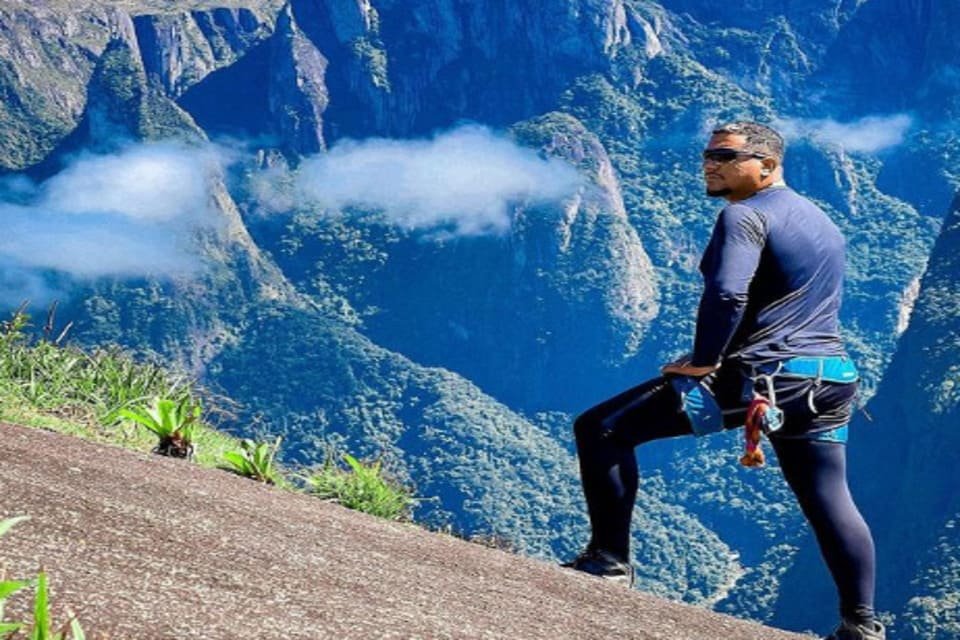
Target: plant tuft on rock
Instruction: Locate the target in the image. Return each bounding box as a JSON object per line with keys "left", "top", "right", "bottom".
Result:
{"left": 119, "top": 397, "right": 201, "bottom": 459}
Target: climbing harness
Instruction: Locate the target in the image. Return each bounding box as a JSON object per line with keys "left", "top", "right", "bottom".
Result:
{"left": 667, "top": 356, "right": 858, "bottom": 467}
{"left": 739, "top": 356, "right": 859, "bottom": 468}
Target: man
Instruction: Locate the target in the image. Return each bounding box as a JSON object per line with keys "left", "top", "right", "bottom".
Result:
{"left": 563, "top": 122, "right": 883, "bottom": 640}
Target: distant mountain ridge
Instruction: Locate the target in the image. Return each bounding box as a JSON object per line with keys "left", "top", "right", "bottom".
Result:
{"left": 1, "top": 1, "right": 957, "bottom": 637}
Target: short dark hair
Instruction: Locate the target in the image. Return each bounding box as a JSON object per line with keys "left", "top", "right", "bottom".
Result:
{"left": 712, "top": 122, "right": 784, "bottom": 161}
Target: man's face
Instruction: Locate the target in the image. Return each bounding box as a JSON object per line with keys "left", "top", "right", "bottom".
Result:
{"left": 702, "top": 133, "right": 767, "bottom": 201}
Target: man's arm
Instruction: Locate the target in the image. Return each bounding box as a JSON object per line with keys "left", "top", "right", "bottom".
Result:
{"left": 688, "top": 204, "right": 766, "bottom": 368}
{"left": 661, "top": 352, "right": 719, "bottom": 377}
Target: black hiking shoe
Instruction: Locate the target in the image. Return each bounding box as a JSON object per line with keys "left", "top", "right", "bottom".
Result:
{"left": 824, "top": 619, "right": 886, "bottom": 640}
{"left": 561, "top": 548, "right": 635, "bottom": 587}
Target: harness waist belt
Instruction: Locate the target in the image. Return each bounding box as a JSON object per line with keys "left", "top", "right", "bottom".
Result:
{"left": 755, "top": 356, "right": 859, "bottom": 384}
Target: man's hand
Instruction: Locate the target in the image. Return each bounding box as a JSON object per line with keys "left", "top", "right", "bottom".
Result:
{"left": 661, "top": 357, "right": 720, "bottom": 377}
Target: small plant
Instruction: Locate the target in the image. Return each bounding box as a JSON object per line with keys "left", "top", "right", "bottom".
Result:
{"left": 222, "top": 436, "right": 282, "bottom": 484}
{"left": 0, "top": 574, "right": 29, "bottom": 637}
{"left": 25, "top": 572, "right": 86, "bottom": 640}
{"left": 1, "top": 519, "right": 30, "bottom": 637}
{"left": 119, "top": 397, "right": 201, "bottom": 458}
{"left": 0, "top": 517, "right": 84, "bottom": 640}
{"left": 303, "top": 453, "right": 416, "bottom": 521}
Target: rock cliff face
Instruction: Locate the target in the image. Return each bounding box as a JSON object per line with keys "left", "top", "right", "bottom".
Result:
{"left": 287, "top": 0, "right": 638, "bottom": 138}
{"left": 0, "top": 3, "right": 111, "bottom": 169}
{"left": 173, "top": 5, "right": 328, "bottom": 156}
{"left": 134, "top": 7, "right": 276, "bottom": 97}
{"left": 816, "top": 0, "right": 960, "bottom": 117}
{"left": 265, "top": 5, "right": 328, "bottom": 155}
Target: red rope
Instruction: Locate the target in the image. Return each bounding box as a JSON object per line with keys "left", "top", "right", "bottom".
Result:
{"left": 740, "top": 395, "right": 769, "bottom": 468}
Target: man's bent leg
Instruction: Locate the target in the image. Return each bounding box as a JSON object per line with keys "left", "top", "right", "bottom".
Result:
{"left": 573, "top": 376, "right": 692, "bottom": 561}
{"left": 772, "top": 437, "right": 877, "bottom": 629}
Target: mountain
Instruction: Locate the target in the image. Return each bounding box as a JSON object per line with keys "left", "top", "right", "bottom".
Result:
{"left": 178, "top": 4, "right": 328, "bottom": 158}
{"left": 812, "top": 0, "right": 960, "bottom": 118}
{"left": 258, "top": 111, "right": 659, "bottom": 411}
{"left": 1, "top": 0, "right": 958, "bottom": 636}
{"left": 855, "top": 188, "right": 960, "bottom": 638}
{"left": 2, "top": 0, "right": 741, "bottom": 601}
{"left": 0, "top": 421, "right": 807, "bottom": 640}
{"left": 776, "top": 188, "right": 960, "bottom": 638}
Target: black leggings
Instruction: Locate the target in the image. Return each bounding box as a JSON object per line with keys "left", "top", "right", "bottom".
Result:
{"left": 573, "top": 375, "right": 875, "bottom": 621}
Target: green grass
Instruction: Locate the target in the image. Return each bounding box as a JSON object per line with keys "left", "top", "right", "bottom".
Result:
{"left": 1, "top": 307, "right": 190, "bottom": 419}
{"left": 0, "top": 307, "right": 241, "bottom": 468}
{"left": 303, "top": 453, "right": 417, "bottom": 521}
{"left": 0, "top": 306, "right": 417, "bottom": 522}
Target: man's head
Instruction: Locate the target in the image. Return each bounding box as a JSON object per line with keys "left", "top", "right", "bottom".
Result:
{"left": 703, "top": 121, "right": 784, "bottom": 201}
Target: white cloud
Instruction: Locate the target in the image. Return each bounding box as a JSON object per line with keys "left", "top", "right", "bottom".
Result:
{"left": 0, "top": 128, "right": 581, "bottom": 303}
{"left": 776, "top": 114, "right": 913, "bottom": 153}
{"left": 39, "top": 144, "right": 217, "bottom": 222}
{"left": 293, "top": 125, "right": 583, "bottom": 235}
{"left": 0, "top": 204, "right": 195, "bottom": 278}
{"left": 0, "top": 143, "right": 223, "bottom": 298}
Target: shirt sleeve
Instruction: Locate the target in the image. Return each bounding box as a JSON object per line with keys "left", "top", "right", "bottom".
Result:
{"left": 691, "top": 204, "right": 767, "bottom": 367}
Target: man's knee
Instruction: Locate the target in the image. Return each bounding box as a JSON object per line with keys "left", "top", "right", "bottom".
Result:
{"left": 575, "top": 409, "right": 630, "bottom": 451}
{"left": 573, "top": 410, "right": 600, "bottom": 445}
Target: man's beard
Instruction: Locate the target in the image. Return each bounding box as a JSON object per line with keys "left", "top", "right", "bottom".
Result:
{"left": 706, "top": 187, "right": 732, "bottom": 197}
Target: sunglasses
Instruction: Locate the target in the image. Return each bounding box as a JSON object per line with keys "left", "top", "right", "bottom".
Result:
{"left": 701, "top": 148, "right": 767, "bottom": 163}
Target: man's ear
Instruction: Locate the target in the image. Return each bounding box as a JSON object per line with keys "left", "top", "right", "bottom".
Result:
{"left": 760, "top": 157, "right": 778, "bottom": 177}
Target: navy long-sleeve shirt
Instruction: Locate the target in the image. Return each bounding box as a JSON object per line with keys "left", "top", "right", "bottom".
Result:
{"left": 691, "top": 185, "right": 847, "bottom": 367}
